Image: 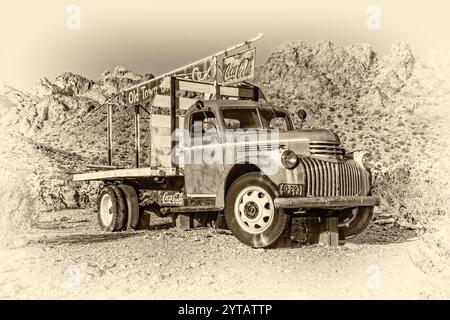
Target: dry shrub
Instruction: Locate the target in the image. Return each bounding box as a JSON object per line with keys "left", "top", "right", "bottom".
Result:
{"left": 0, "top": 169, "right": 41, "bottom": 248}
{"left": 372, "top": 160, "right": 450, "bottom": 226}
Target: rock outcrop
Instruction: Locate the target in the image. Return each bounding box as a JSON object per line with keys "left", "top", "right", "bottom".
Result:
{"left": 256, "top": 40, "right": 448, "bottom": 167}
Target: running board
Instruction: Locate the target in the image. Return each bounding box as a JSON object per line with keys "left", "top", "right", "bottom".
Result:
{"left": 170, "top": 206, "right": 223, "bottom": 213}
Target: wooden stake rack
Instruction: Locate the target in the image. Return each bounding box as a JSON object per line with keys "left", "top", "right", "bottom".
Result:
{"left": 74, "top": 78, "right": 263, "bottom": 182}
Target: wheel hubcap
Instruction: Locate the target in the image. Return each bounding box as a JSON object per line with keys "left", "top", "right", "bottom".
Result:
{"left": 244, "top": 201, "right": 259, "bottom": 219}
{"left": 235, "top": 186, "right": 274, "bottom": 234}
{"left": 100, "top": 194, "right": 113, "bottom": 226}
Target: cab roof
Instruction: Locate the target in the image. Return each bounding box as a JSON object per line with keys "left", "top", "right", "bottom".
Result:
{"left": 185, "top": 99, "right": 287, "bottom": 118}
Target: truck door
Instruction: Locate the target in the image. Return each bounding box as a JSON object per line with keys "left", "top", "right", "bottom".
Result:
{"left": 183, "top": 110, "right": 224, "bottom": 196}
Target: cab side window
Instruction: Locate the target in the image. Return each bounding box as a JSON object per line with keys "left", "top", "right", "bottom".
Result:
{"left": 189, "top": 111, "right": 219, "bottom": 139}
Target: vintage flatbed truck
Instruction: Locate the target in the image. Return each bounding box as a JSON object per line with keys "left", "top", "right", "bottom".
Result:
{"left": 73, "top": 74, "right": 380, "bottom": 248}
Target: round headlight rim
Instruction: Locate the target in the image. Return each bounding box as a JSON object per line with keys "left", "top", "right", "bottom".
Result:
{"left": 281, "top": 149, "right": 299, "bottom": 170}
{"left": 361, "top": 152, "right": 375, "bottom": 170}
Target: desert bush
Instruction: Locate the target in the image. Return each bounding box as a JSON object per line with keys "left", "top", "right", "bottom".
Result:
{"left": 372, "top": 160, "right": 450, "bottom": 226}
{"left": 0, "top": 169, "right": 41, "bottom": 248}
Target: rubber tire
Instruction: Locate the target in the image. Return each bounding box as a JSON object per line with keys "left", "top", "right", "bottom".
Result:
{"left": 224, "top": 172, "right": 291, "bottom": 248}
{"left": 97, "top": 185, "right": 127, "bottom": 232}
{"left": 339, "top": 206, "right": 374, "bottom": 240}
{"left": 118, "top": 184, "right": 139, "bottom": 230}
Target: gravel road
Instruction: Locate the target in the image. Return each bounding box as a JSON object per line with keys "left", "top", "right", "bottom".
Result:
{"left": 1, "top": 208, "right": 449, "bottom": 300}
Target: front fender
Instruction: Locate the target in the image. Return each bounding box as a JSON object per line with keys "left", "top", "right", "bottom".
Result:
{"left": 215, "top": 150, "right": 306, "bottom": 207}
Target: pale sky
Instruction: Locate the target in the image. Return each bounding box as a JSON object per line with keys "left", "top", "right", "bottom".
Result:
{"left": 1, "top": 0, "right": 449, "bottom": 91}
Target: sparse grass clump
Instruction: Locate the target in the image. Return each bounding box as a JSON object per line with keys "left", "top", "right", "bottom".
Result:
{"left": 372, "top": 161, "right": 449, "bottom": 226}
{"left": 0, "top": 169, "right": 40, "bottom": 248}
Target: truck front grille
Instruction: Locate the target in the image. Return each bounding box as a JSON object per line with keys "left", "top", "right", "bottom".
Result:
{"left": 300, "top": 158, "right": 370, "bottom": 197}
{"left": 309, "top": 141, "right": 344, "bottom": 160}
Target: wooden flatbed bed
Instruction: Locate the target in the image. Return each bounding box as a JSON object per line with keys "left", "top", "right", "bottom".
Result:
{"left": 73, "top": 167, "right": 178, "bottom": 181}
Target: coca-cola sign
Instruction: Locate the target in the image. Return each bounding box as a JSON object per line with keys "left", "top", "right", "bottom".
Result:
{"left": 161, "top": 191, "right": 184, "bottom": 206}
{"left": 221, "top": 48, "right": 255, "bottom": 85}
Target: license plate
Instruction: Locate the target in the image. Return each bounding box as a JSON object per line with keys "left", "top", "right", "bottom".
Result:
{"left": 279, "top": 184, "right": 304, "bottom": 197}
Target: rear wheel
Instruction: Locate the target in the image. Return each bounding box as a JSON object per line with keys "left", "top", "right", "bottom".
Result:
{"left": 117, "top": 184, "right": 139, "bottom": 230}
{"left": 225, "top": 173, "right": 291, "bottom": 248}
{"left": 338, "top": 206, "right": 374, "bottom": 239}
{"left": 97, "top": 185, "right": 127, "bottom": 232}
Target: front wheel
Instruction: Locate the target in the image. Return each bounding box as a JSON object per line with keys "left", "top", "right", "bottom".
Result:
{"left": 224, "top": 173, "right": 291, "bottom": 248}
{"left": 338, "top": 206, "right": 374, "bottom": 239}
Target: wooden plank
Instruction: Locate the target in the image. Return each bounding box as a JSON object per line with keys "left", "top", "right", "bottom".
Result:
{"left": 86, "top": 165, "right": 124, "bottom": 170}
{"left": 219, "top": 86, "right": 255, "bottom": 98}
{"left": 170, "top": 77, "right": 177, "bottom": 169}
{"left": 178, "top": 80, "right": 215, "bottom": 94}
{"left": 151, "top": 115, "right": 184, "bottom": 129}
{"left": 153, "top": 95, "right": 198, "bottom": 110}
{"left": 152, "top": 136, "right": 171, "bottom": 146}
{"left": 73, "top": 167, "right": 177, "bottom": 181}
{"left": 178, "top": 116, "right": 185, "bottom": 129}
{"left": 152, "top": 126, "right": 171, "bottom": 136}
{"left": 160, "top": 78, "right": 215, "bottom": 94}
{"left": 150, "top": 154, "right": 171, "bottom": 167}
{"left": 151, "top": 114, "right": 171, "bottom": 127}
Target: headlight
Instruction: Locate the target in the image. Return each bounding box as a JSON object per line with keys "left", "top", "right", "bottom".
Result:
{"left": 354, "top": 151, "right": 374, "bottom": 170}
{"left": 281, "top": 149, "right": 299, "bottom": 169}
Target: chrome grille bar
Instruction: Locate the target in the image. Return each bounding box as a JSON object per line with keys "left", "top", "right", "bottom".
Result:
{"left": 299, "top": 158, "right": 368, "bottom": 197}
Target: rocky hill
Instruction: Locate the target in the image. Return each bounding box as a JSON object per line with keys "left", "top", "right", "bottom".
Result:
{"left": 256, "top": 41, "right": 449, "bottom": 166}
{"left": 1, "top": 42, "right": 449, "bottom": 239}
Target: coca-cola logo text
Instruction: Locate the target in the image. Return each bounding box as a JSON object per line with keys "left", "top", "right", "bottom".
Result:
{"left": 222, "top": 48, "right": 255, "bottom": 85}
{"left": 162, "top": 192, "right": 184, "bottom": 205}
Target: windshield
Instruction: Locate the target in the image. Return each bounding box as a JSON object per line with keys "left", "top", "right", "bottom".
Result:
{"left": 221, "top": 107, "right": 291, "bottom": 130}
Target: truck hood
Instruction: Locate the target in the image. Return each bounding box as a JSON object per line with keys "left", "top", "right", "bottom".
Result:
{"left": 277, "top": 129, "right": 340, "bottom": 144}
{"left": 233, "top": 128, "right": 340, "bottom": 150}
{"left": 267, "top": 129, "right": 342, "bottom": 159}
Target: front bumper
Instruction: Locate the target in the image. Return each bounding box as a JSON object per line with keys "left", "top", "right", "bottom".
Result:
{"left": 274, "top": 195, "right": 380, "bottom": 209}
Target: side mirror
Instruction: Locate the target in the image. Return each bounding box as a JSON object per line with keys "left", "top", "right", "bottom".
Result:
{"left": 297, "top": 109, "right": 307, "bottom": 130}
{"left": 297, "top": 109, "right": 307, "bottom": 120}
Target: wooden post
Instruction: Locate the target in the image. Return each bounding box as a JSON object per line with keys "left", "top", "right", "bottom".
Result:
{"left": 213, "top": 55, "right": 221, "bottom": 99}
{"left": 170, "top": 77, "right": 178, "bottom": 170}
{"left": 107, "top": 103, "right": 113, "bottom": 166}
{"left": 173, "top": 213, "right": 192, "bottom": 230}
{"left": 135, "top": 105, "right": 140, "bottom": 168}
{"left": 253, "top": 86, "right": 260, "bottom": 102}
{"left": 306, "top": 216, "right": 339, "bottom": 246}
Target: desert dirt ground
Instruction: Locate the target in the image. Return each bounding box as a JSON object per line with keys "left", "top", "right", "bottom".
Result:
{"left": 1, "top": 208, "right": 449, "bottom": 300}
